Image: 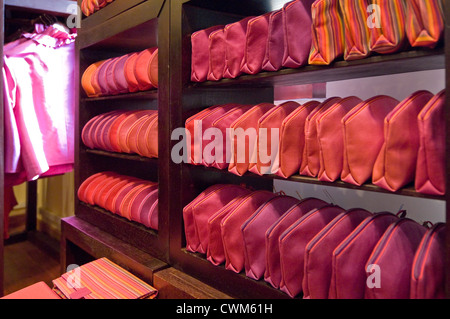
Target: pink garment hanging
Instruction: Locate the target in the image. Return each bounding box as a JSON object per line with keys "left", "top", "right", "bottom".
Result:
{"left": 3, "top": 24, "right": 76, "bottom": 186}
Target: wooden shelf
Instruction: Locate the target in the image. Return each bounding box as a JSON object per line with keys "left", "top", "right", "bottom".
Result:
{"left": 5, "top": 0, "right": 76, "bottom": 16}
{"left": 85, "top": 148, "right": 159, "bottom": 164}
{"left": 82, "top": 90, "right": 158, "bottom": 102}
{"left": 191, "top": 48, "right": 445, "bottom": 88}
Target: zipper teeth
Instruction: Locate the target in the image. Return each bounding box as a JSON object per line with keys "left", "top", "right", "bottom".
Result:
{"left": 420, "top": 91, "right": 444, "bottom": 121}
{"left": 221, "top": 191, "right": 268, "bottom": 225}
{"left": 232, "top": 103, "right": 272, "bottom": 128}
{"left": 343, "top": 96, "right": 386, "bottom": 124}
{"left": 413, "top": 226, "right": 441, "bottom": 280}
{"left": 387, "top": 92, "right": 427, "bottom": 123}
{"left": 368, "top": 220, "right": 401, "bottom": 265}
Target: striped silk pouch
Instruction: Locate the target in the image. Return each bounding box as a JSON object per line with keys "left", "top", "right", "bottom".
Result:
{"left": 368, "top": 0, "right": 407, "bottom": 54}
{"left": 53, "top": 258, "right": 158, "bottom": 299}
{"left": 309, "top": 0, "right": 345, "bottom": 65}
{"left": 405, "top": 0, "right": 444, "bottom": 48}
{"left": 339, "top": 0, "right": 371, "bottom": 61}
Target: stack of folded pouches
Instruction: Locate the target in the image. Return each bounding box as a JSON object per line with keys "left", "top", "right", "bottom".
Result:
{"left": 82, "top": 47, "right": 158, "bottom": 98}
{"left": 191, "top": 0, "right": 444, "bottom": 82}
{"left": 82, "top": 110, "right": 158, "bottom": 158}
{"left": 81, "top": 0, "right": 115, "bottom": 17}
{"left": 184, "top": 90, "right": 445, "bottom": 196}
{"left": 183, "top": 184, "right": 446, "bottom": 299}
{"left": 78, "top": 172, "right": 159, "bottom": 230}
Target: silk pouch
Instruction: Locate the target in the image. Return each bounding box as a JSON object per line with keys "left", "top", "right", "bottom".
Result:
{"left": 415, "top": 90, "right": 446, "bottom": 196}
{"left": 372, "top": 91, "right": 434, "bottom": 192}
{"left": 365, "top": 218, "right": 427, "bottom": 299}
{"left": 81, "top": 60, "right": 107, "bottom": 97}
{"left": 228, "top": 103, "right": 274, "bottom": 176}
{"left": 329, "top": 212, "right": 399, "bottom": 299}
{"left": 207, "top": 28, "right": 227, "bottom": 81}
{"left": 206, "top": 195, "right": 250, "bottom": 266}
{"left": 369, "top": 0, "right": 407, "bottom": 54}
{"left": 303, "top": 208, "right": 372, "bottom": 299}
{"left": 264, "top": 198, "right": 328, "bottom": 289}
{"left": 308, "top": 0, "right": 345, "bottom": 65}
{"left": 221, "top": 190, "right": 276, "bottom": 273}
{"left": 405, "top": 0, "right": 444, "bottom": 49}
{"left": 282, "top": 0, "right": 315, "bottom": 69}
{"left": 209, "top": 105, "right": 253, "bottom": 169}
{"left": 134, "top": 47, "right": 158, "bottom": 91}
{"left": 241, "top": 195, "right": 300, "bottom": 280}
{"left": 144, "top": 113, "right": 159, "bottom": 158}
{"left": 410, "top": 223, "right": 446, "bottom": 299}
{"left": 112, "top": 54, "right": 132, "bottom": 94}
{"left": 240, "top": 13, "right": 271, "bottom": 75}
{"left": 277, "top": 101, "right": 319, "bottom": 179}
{"left": 339, "top": 0, "right": 370, "bottom": 61}
{"left": 341, "top": 95, "right": 399, "bottom": 186}
{"left": 183, "top": 184, "right": 250, "bottom": 253}
{"left": 191, "top": 25, "right": 224, "bottom": 82}
{"left": 124, "top": 53, "right": 140, "bottom": 93}
{"left": 262, "top": 10, "right": 284, "bottom": 72}
{"left": 224, "top": 16, "right": 255, "bottom": 79}
{"left": 249, "top": 101, "right": 299, "bottom": 176}
{"left": 279, "top": 205, "right": 345, "bottom": 298}
{"left": 317, "top": 96, "right": 362, "bottom": 182}
{"left": 300, "top": 97, "right": 341, "bottom": 178}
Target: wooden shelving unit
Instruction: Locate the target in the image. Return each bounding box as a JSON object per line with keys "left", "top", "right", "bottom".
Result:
{"left": 62, "top": 0, "right": 449, "bottom": 299}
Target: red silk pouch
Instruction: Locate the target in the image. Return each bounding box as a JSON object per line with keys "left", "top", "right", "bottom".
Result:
{"left": 207, "top": 28, "right": 227, "bottom": 81}
{"left": 262, "top": 10, "right": 284, "bottom": 72}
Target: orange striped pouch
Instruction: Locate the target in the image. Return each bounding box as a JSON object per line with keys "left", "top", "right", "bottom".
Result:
{"left": 309, "top": 0, "right": 345, "bottom": 65}
{"left": 405, "top": 0, "right": 444, "bottom": 49}
{"left": 53, "top": 258, "right": 158, "bottom": 299}
{"left": 368, "top": 0, "right": 407, "bottom": 54}
{"left": 339, "top": 0, "right": 371, "bottom": 61}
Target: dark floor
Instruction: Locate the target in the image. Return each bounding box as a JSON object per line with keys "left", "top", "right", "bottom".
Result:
{"left": 3, "top": 236, "right": 60, "bottom": 296}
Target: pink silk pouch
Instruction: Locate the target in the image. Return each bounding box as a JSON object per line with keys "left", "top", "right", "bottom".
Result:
{"left": 308, "top": 0, "right": 345, "bottom": 65}
{"left": 185, "top": 105, "right": 218, "bottom": 164}
{"left": 139, "top": 189, "right": 159, "bottom": 230}
{"left": 339, "top": 0, "right": 370, "bottom": 61}
{"left": 264, "top": 198, "right": 329, "bottom": 289}
{"left": 111, "top": 54, "right": 131, "bottom": 94}
{"left": 206, "top": 195, "right": 251, "bottom": 266}
{"left": 317, "top": 96, "right": 362, "bottom": 182}
{"left": 279, "top": 205, "right": 345, "bottom": 298}
{"left": 96, "top": 58, "right": 115, "bottom": 96}
{"left": 209, "top": 105, "right": 253, "bottom": 169}
{"left": 410, "top": 223, "right": 446, "bottom": 299}
{"left": 92, "top": 174, "right": 125, "bottom": 208}
{"left": 129, "top": 183, "right": 159, "bottom": 224}
{"left": 365, "top": 218, "right": 427, "bottom": 299}
{"left": 82, "top": 111, "right": 118, "bottom": 149}
{"left": 262, "top": 10, "right": 284, "bottom": 72}
{"left": 369, "top": 0, "right": 407, "bottom": 55}
{"left": 372, "top": 90, "right": 434, "bottom": 192}
{"left": 113, "top": 180, "right": 149, "bottom": 216}
{"left": 282, "top": 0, "right": 315, "bottom": 69}
{"left": 92, "top": 111, "right": 125, "bottom": 151}
{"left": 99, "top": 111, "right": 130, "bottom": 152}
{"left": 329, "top": 212, "right": 399, "bottom": 299}
{"left": 103, "top": 177, "right": 141, "bottom": 213}
{"left": 241, "top": 195, "right": 300, "bottom": 280}
{"left": 144, "top": 113, "right": 159, "bottom": 158}
{"left": 124, "top": 53, "right": 140, "bottom": 93}
{"left": 78, "top": 172, "right": 112, "bottom": 203}
{"left": 127, "top": 111, "right": 157, "bottom": 157}
{"left": 240, "top": 13, "right": 271, "bottom": 75}
{"left": 134, "top": 48, "right": 158, "bottom": 91}
{"left": 221, "top": 190, "right": 277, "bottom": 273}
{"left": 207, "top": 28, "right": 227, "bottom": 81}
{"left": 124, "top": 113, "right": 150, "bottom": 155}
{"left": 224, "top": 16, "right": 255, "bottom": 79}
{"left": 118, "top": 182, "right": 151, "bottom": 220}
{"left": 405, "top": 0, "right": 444, "bottom": 49}
{"left": 183, "top": 184, "right": 250, "bottom": 254}
{"left": 249, "top": 101, "right": 299, "bottom": 176}
{"left": 105, "top": 57, "right": 120, "bottom": 95}
{"left": 341, "top": 95, "right": 399, "bottom": 186}
{"left": 415, "top": 90, "right": 446, "bottom": 196}
{"left": 228, "top": 103, "right": 275, "bottom": 176}
{"left": 117, "top": 110, "right": 156, "bottom": 154}
{"left": 81, "top": 60, "right": 107, "bottom": 98}
{"left": 300, "top": 97, "right": 341, "bottom": 178}
{"left": 276, "top": 101, "right": 319, "bottom": 179}
{"left": 303, "top": 208, "right": 372, "bottom": 299}
{"left": 191, "top": 25, "right": 224, "bottom": 82}
{"left": 86, "top": 173, "right": 121, "bottom": 207}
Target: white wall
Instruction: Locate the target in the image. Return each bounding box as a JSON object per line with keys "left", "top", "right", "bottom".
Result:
{"left": 274, "top": 69, "right": 446, "bottom": 224}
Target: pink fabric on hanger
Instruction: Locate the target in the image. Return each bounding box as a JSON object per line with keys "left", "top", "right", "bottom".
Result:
{"left": 3, "top": 24, "right": 76, "bottom": 186}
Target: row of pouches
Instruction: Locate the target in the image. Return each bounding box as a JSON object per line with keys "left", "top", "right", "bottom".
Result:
{"left": 78, "top": 172, "right": 159, "bottom": 230}
{"left": 82, "top": 110, "right": 159, "bottom": 158}
{"left": 191, "top": 0, "right": 444, "bottom": 82}
{"left": 185, "top": 90, "right": 445, "bottom": 196}
{"left": 183, "top": 184, "right": 445, "bottom": 299}
{"left": 81, "top": 47, "right": 158, "bottom": 98}
{"left": 81, "top": 0, "right": 115, "bottom": 17}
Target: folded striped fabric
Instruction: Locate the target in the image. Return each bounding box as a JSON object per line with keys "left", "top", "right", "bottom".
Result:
{"left": 405, "top": 0, "right": 444, "bottom": 48}
{"left": 369, "top": 0, "right": 407, "bottom": 54}
{"left": 53, "top": 258, "right": 158, "bottom": 299}
{"left": 339, "top": 0, "right": 371, "bottom": 61}
{"left": 309, "top": 0, "right": 345, "bottom": 65}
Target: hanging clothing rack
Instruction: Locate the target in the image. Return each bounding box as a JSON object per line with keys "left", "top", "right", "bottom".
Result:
{"left": 0, "top": 0, "right": 76, "bottom": 296}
